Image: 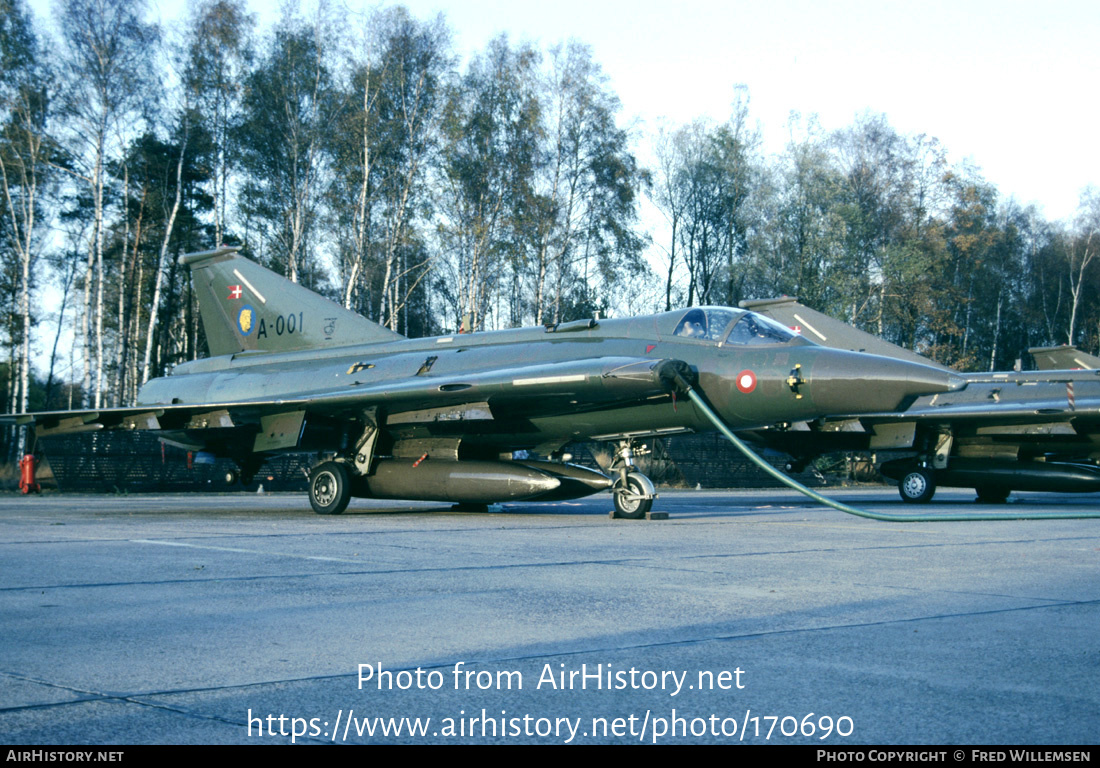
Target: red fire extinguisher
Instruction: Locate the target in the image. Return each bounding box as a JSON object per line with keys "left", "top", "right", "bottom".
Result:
{"left": 19, "top": 454, "right": 40, "bottom": 495}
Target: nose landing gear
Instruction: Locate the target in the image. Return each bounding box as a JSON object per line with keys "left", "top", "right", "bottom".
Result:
{"left": 610, "top": 440, "right": 657, "bottom": 519}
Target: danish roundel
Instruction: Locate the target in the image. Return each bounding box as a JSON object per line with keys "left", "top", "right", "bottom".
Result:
{"left": 736, "top": 369, "right": 757, "bottom": 394}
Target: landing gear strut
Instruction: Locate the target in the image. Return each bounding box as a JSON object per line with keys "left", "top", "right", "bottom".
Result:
{"left": 610, "top": 440, "right": 656, "bottom": 519}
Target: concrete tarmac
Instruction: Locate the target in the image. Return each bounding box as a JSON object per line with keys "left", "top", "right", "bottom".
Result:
{"left": 0, "top": 487, "right": 1097, "bottom": 745}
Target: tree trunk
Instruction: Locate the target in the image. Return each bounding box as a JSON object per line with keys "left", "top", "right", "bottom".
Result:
{"left": 142, "top": 131, "right": 187, "bottom": 385}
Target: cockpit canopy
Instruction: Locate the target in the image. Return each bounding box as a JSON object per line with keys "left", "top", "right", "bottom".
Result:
{"left": 670, "top": 307, "right": 805, "bottom": 346}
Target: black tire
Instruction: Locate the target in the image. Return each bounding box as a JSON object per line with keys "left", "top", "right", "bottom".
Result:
{"left": 223, "top": 469, "right": 239, "bottom": 486}
{"left": 975, "top": 485, "right": 1010, "bottom": 504}
{"left": 613, "top": 473, "right": 653, "bottom": 519}
{"left": 898, "top": 466, "right": 936, "bottom": 503}
{"left": 309, "top": 461, "right": 351, "bottom": 515}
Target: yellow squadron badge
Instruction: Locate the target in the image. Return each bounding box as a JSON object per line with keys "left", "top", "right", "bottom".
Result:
{"left": 238, "top": 305, "right": 255, "bottom": 336}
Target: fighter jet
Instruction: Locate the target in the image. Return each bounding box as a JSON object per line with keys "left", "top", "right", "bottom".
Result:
{"left": 743, "top": 297, "right": 1100, "bottom": 504}
{"left": 6, "top": 248, "right": 964, "bottom": 517}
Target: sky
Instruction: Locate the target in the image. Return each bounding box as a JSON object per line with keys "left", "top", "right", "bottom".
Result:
{"left": 386, "top": 0, "right": 1098, "bottom": 222}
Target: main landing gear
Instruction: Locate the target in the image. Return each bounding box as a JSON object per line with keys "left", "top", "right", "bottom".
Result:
{"left": 309, "top": 460, "right": 351, "bottom": 515}
{"left": 307, "top": 420, "right": 378, "bottom": 515}
{"left": 896, "top": 465, "right": 1012, "bottom": 505}
{"left": 610, "top": 440, "right": 657, "bottom": 519}
{"left": 898, "top": 465, "right": 936, "bottom": 503}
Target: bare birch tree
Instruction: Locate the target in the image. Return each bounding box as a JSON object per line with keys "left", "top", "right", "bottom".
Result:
{"left": 55, "top": 0, "right": 157, "bottom": 407}
{"left": 237, "top": 0, "right": 342, "bottom": 284}
{"left": 185, "top": 0, "right": 253, "bottom": 248}
{"left": 1067, "top": 188, "right": 1100, "bottom": 345}
{"left": 0, "top": 0, "right": 53, "bottom": 456}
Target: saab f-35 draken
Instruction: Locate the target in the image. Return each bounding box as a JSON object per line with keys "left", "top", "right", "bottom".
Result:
{"left": 743, "top": 297, "right": 1100, "bottom": 504}
{"left": 7, "top": 247, "right": 965, "bottom": 517}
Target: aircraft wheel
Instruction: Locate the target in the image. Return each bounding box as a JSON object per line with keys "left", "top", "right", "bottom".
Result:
{"left": 898, "top": 467, "right": 936, "bottom": 503}
{"left": 975, "top": 485, "right": 1010, "bottom": 504}
{"left": 223, "top": 469, "right": 239, "bottom": 486}
{"left": 309, "top": 461, "right": 351, "bottom": 515}
{"left": 613, "top": 473, "right": 653, "bottom": 519}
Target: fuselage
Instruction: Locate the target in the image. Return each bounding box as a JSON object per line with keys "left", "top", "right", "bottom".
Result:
{"left": 138, "top": 306, "right": 964, "bottom": 456}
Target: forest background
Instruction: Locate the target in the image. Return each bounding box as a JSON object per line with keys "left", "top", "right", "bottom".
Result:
{"left": 3, "top": 0, "right": 1100, "bottom": 462}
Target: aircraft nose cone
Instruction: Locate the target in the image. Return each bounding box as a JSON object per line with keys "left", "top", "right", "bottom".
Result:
{"left": 809, "top": 351, "right": 966, "bottom": 414}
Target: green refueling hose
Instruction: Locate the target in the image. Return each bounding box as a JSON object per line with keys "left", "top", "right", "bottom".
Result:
{"left": 678, "top": 375, "right": 1100, "bottom": 522}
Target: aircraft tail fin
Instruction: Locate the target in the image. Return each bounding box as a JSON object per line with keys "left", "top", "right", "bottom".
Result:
{"left": 741, "top": 297, "right": 952, "bottom": 371}
{"left": 1029, "top": 345, "right": 1100, "bottom": 371}
{"left": 181, "top": 246, "right": 404, "bottom": 357}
